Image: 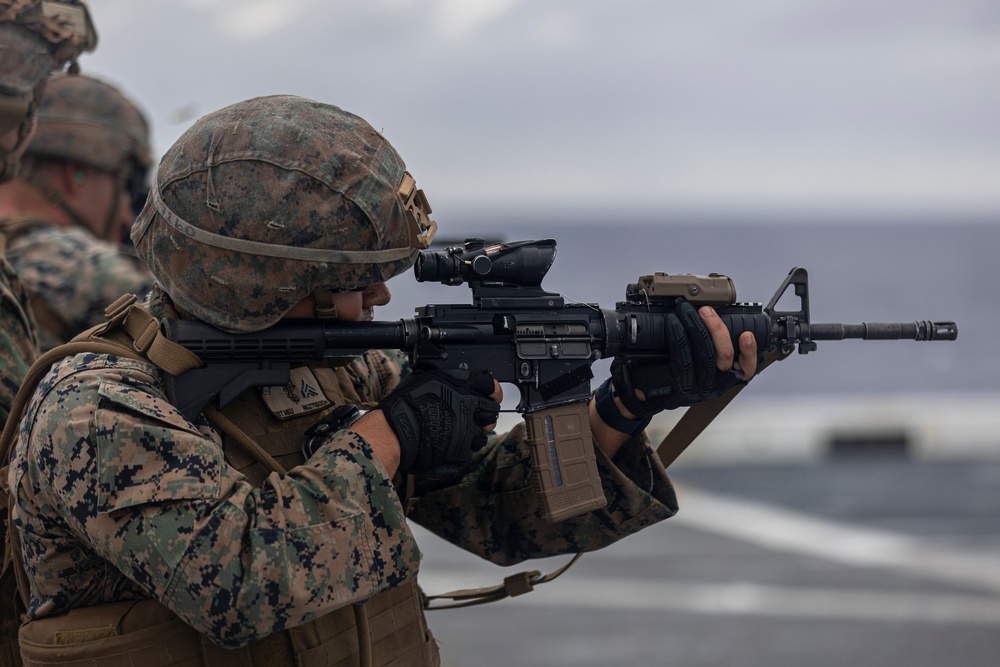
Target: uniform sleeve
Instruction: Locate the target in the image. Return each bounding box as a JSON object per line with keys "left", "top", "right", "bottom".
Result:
{"left": 405, "top": 421, "right": 678, "bottom": 565}
{"left": 11, "top": 355, "right": 420, "bottom": 648}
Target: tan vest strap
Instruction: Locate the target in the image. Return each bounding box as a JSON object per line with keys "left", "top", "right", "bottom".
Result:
{"left": 353, "top": 606, "right": 373, "bottom": 667}
{"left": 423, "top": 552, "right": 582, "bottom": 610}
{"left": 202, "top": 405, "right": 287, "bottom": 476}
{"left": 16, "top": 597, "right": 302, "bottom": 667}
{"left": 655, "top": 347, "right": 792, "bottom": 468}
{"left": 198, "top": 630, "right": 295, "bottom": 667}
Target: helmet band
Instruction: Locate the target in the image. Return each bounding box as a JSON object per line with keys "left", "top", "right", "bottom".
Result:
{"left": 142, "top": 170, "right": 419, "bottom": 265}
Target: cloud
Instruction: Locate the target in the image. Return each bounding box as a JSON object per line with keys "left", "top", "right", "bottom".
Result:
{"left": 188, "top": 0, "right": 313, "bottom": 41}
{"left": 431, "top": 0, "right": 523, "bottom": 41}
{"left": 82, "top": 0, "right": 1000, "bottom": 219}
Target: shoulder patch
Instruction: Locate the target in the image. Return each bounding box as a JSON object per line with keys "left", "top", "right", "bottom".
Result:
{"left": 259, "top": 366, "right": 332, "bottom": 420}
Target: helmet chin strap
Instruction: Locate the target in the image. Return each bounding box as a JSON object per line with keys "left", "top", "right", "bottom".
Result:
{"left": 313, "top": 289, "right": 339, "bottom": 320}
{"left": 95, "top": 176, "right": 123, "bottom": 243}
{"left": 22, "top": 166, "right": 122, "bottom": 242}
{"left": 0, "top": 114, "right": 35, "bottom": 184}
{"left": 0, "top": 84, "right": 45, "bottom": 184}
{"left": 0, "top": 146, "right": 19, "bottom": 183}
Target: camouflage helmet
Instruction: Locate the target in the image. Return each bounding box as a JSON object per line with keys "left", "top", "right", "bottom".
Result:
{"left": 0, "top": 1, "right": 97, "bottom": 69}
{"left": 26, "top": 72, "right": 151, "bottom": 171}
{"left": 132, "top": 95, "right": 437, "bottom": 333}
{"left": 0, "top": 0, "right": 98, "bottom": 181}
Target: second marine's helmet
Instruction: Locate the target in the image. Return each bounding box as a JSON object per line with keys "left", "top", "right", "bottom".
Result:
{"left": 26, "top": 72, "right": 151, "bottom": 173}
{"left": 25, "top": 72, "right": 151, "bottom": 217}
{"left": 132, "top": 95, "right": 437, "bottom": 333}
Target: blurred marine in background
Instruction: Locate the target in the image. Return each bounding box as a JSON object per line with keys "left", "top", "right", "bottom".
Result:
{"left": 0, "top": 4, "right": 99, "bottom": 667}
{"left": 0, "top": 71, "right": 154, "bottom": 350}
{"left": 0, "top": 0, "right": 96, "bottom": 413}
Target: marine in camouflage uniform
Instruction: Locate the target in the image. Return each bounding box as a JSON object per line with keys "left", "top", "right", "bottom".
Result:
{"left": 0, "top": 72, "right": 153, "bottom": 351}
{"left": 0, "top": 5, "right": 99, "bottom": 667}
{"left": 7, "top": 96, "right": 757, "bottom": 666}
{"left": 0, "top": 0, "right": 97, "bottom": 423}
{"left": 0, "top": 255, "right": 37, "bottom": 425}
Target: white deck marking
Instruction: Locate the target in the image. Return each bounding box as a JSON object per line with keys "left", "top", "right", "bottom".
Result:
{"left": 420, "top": 573, "right": 1000, "bottom": 625}
{"left": 669, "top": 484, "right": 1000, "bottom": 593}
{"left": 418, "top": 484, "right": 1000, "bottom": 625}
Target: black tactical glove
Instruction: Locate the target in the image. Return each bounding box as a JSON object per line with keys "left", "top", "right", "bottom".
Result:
{"left": 611, "top": 299, "right": 744, "bottom": 419}
{"left": 378, "top": 368, "right": 501, "bottom": 476}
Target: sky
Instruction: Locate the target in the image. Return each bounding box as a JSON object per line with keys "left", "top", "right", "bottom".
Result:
{"left": 79, "top": 0, "right": 1000, "bottom": 223}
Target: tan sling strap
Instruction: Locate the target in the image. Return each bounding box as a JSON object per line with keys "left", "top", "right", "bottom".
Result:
{"left": 655, "top": 346, "right": 793, "bottom": 468}
{"left": 422, "top": 553, "right": 582, "bottom": 611}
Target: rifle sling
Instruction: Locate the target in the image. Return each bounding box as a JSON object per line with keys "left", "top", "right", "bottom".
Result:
{"left": 656, "top": 347, "right": 791, "bottom": 468}
{"left": 423, "top": 553, "right": 582, "bottom": 611}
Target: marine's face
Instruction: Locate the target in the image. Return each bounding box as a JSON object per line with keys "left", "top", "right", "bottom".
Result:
{"left": 71, "top": 164, "right": 134, "bottom": 241}
{"left": 283, "top": 282, "right": 392, "bottom": 322}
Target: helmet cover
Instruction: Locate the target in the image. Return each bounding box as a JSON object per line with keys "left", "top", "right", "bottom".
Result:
{"left": 0, "top": 1, "right": 97, "bottom": 69}
{"left": 132, "top": 95, "right": 428, "bottom": 333}
{"left": 1, "top": 1, "right": 98, "bottom": 180}
{"left": 26, "top": 72, "right": 151, "bottom": 171}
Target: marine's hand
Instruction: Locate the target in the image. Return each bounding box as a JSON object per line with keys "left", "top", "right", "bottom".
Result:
{"left": 701, "top": 305, "right": 757, "bottom": 381}
{"left": 375, "top": 369, "right": 501, "bottom": 476}
{"left": 611, "top": 300, "right": 757, "bottom": 419}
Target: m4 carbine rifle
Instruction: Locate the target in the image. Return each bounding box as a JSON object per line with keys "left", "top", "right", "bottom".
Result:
{"left": 161, "top": 238, "right": 958, "bottom": 522}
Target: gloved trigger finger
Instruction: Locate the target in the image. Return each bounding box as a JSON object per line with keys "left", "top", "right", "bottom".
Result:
{"left": 677, "top": 301, "right": 717, "bottom": 392}
{"left": 470, "top": 430, "right": 489, "bottom": 452}
{"left": 467, "top": 370, "right": 496, "bottom": 396}
{"left": 474, "top": 397, "right": 502, "bottom": 427}
{"left": 666, "top": 313, "right": 695, "bottom": 395}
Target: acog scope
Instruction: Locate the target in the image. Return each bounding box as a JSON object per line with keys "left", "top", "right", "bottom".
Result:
{"left": 414, "top": 238, "right": 557, "bottom": 287}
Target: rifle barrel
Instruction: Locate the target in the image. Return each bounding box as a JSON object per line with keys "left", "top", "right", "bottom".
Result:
{"left": 808, "top": 321, "right": 958, "bottom": 341}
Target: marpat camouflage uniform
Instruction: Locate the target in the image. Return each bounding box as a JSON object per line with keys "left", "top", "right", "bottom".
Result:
{"left": 3, "top": 72, "right": 155, "bottom": 351}
{"left": 7, "top": 96, "right": 680, "bottom": 665}
{"left": 1, "top": 0, "right": 96, "bottom": 425}
{"left": 8, "top": 286, "right": 677, "bottom": 649}
{"left": 3, "top": 220, "right": 153, "bottom": 350}
{"left": 0, "top": 254, "right": 37, "bottom": 425}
